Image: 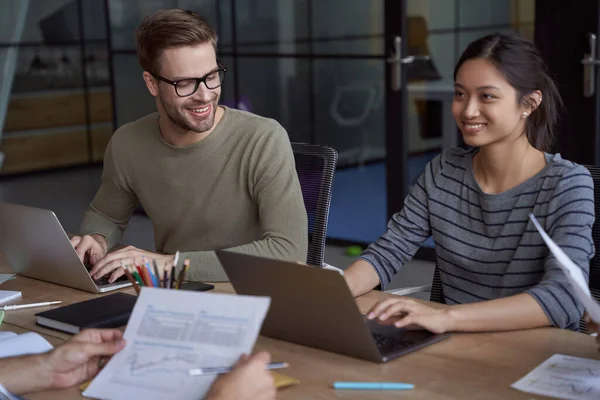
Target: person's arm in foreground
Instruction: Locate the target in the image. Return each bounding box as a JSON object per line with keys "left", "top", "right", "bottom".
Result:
{"left": 0, "top": 329, "right": 125, "bottom": 395}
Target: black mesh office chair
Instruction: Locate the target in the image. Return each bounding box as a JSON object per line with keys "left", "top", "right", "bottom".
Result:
{"left": 291, "top": 142, "right": 338, "bottom": 267}
{"left": 389, "top": 165, "right": 600, "bottom": 333}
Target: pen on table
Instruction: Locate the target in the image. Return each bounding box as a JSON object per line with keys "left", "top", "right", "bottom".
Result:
{"left": 175, "top": 258, "right": 190, "bottom": 290}
{"left": 121, "top": 264, "right": 140, "bottom": 294}
{"left": 189, "top": 362, "right": 288, "bottom": 376}
{"left": 333, "top": 382, "right": 415, "bottom": 390}
{"left": 3, "top": 301, "right": 62, "bottom": 311}
{"left": 169, "top": 251, "right": 180, "bottom": 289}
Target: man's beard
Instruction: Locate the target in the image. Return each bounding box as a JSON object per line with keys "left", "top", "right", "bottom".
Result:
{"left": 161, "top": 94, "right": 220, "bottom": 133}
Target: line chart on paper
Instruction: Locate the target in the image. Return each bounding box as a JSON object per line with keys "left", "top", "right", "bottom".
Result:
{"left": 109, "top": 349, "right": 232, "bottom": 391}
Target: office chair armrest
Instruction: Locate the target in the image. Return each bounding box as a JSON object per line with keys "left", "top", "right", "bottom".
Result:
{"left": 322, "top": 263, "right": 344, "bottom": 275}
{"left": 384, "top": 285, "right": 432, "bottom": 296}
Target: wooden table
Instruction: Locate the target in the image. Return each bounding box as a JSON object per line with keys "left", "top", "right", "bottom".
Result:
{"left": 1, "top": 275, "right": 598, "bottom": 399}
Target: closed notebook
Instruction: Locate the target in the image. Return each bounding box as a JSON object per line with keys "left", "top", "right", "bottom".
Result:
{"left": 35, "top": 292, "right": 137, "bottom": 334}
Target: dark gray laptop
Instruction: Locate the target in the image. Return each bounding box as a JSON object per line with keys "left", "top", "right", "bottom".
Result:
{"left": 216, "top": 250, "right": 450, "bottom": 363}
{"left": 0, "top": 203, "right": 131, "bottom": 293}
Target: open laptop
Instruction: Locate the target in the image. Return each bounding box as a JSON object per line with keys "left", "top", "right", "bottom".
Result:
{"left": 0, "top": 203, "right": 131, "bottom": 293}
{"left": 216, "top": 250, "right": 450, "bottom": 363}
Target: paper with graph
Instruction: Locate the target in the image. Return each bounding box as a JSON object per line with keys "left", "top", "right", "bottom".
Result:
{"left": 83, "top": 287, "right": 270, "bottom": 400}
{"left": 512, "top": 354, "right": 600, "bottom": 399}
{"left": 529, "top": 214, "right": 600, "bottom": 323}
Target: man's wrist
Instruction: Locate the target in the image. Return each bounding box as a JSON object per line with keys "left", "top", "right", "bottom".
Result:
{"left": 90, "top": 234, "right": 109, "bottom": 253}
{"left": 3, "top": 353, "right": 53, "bottom": 394}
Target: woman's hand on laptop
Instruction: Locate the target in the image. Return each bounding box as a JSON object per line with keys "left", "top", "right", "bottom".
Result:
{"left": 366, "top": 297, "right": 454, "bottom": 334}
{"left": 70, "top": 234, "right": 109, "bottom": 265}
{"left": 88, "top": 246, "right": 175, "bottom": 283}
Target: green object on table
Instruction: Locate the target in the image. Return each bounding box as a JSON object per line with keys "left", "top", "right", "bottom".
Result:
{"left": 345, "top": 245, "right": 363, "bottom": 257}
{"left": 0, "top": 310, "right": 5, "bottom": 326}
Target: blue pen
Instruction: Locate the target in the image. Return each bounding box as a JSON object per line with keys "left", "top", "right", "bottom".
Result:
{"left": 333, "top": 382, "right": 414, "bottom": 390}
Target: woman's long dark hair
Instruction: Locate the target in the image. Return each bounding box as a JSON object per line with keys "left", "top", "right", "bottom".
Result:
{"left": 454, "top": 32, "right": 562, "bottom": 152}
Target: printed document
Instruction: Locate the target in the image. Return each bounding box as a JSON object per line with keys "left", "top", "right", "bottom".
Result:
{"left": 84, "top": 287, "right": 270, "bottom": 400}
{"left": 512, "top": 354, "right": 600, "bottom": 399}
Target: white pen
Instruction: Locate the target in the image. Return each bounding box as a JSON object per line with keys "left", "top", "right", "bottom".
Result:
{"left": 3, "top": 301, "right": 62, "bottom": 311}
{"left": 189, "top": 362, "right": 288, "bottom": 376}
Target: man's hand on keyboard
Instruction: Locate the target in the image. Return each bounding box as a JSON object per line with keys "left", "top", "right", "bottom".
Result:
{"left": 70, "top": 234, "right": 108, "bottom": 266}
{"left": 88, "top": 246, "right": 175, "bottom": 283}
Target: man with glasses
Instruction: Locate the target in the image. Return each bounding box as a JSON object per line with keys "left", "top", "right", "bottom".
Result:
{"left": 70, "top": 9, "right": 307, "bottom": 282}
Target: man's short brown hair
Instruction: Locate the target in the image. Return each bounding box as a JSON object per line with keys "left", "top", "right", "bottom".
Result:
{"left": 135, "top": 9, "right": 218, "bottom": 74}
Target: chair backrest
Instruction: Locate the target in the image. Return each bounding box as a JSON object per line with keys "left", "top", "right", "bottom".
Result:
{"left": 429, "top": 165, "right": 600, "bottom": 331}
{"left": 581, "top": 165, "right": 600, "bottom": 333}
{"left": 292, "top": 142, "right": 338, "bottom": 267}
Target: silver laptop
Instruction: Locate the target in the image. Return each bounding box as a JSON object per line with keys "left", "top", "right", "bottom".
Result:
{"left": 0, "top": 203, "right": 131, "bottom": 293}
{"left": 216, "top": 250, "right": 450, "bottom": 363}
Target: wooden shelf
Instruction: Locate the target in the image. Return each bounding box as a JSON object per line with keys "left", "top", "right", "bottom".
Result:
{"left": 1, "top": 88, "right": 114, "bottom": 174}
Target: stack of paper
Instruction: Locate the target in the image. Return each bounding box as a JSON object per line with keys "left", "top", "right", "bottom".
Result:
{"left": 84, "top": 287, "right": 271, "bottom": 400}
{"left": 0, "top": 331, "right": 53, "bottom": 357}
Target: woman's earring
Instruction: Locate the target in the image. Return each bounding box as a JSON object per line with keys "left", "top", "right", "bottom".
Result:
{"left": 521, "top": 112, "right": 529, "bottom": 119}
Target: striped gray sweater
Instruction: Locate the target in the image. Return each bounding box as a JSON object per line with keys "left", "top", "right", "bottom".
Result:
{"left": 361, "top": 148, "right": 595, "bottom": 330}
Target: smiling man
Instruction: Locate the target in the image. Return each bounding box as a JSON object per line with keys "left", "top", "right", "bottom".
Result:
{"left": 71, "top": 9, "right": 307, "bottom": 282}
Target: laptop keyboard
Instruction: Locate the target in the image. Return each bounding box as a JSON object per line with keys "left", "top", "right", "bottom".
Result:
{"left": 372, "top": 333, "right": 416, "bottom": 354}
{"left": 85, "top": 264, "right": 127, "bottom": 287}
{"left": 93, "top": 274, "right": 127, "bottom": 287}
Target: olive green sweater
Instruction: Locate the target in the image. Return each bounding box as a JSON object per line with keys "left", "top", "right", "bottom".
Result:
{"left": 80, "top": 106, "right": 308, "bottom": 280}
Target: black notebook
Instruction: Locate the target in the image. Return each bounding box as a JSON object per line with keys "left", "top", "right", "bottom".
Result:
{"left": 35, "top": 292, "right": 137, "bottom": 334}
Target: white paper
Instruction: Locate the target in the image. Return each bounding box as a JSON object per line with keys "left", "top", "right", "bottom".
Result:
{"left": 512, "top": 354, "right": 600, "bottom": 399}
{"left": 0, "top": 332, "right": 53, "bottom": 357}
{"left": 0, "top": 290, "right": 21, "bottom": 306}
{"left": 0, "top": 332, "right": 16, "bottom": 341}
{"left": 84, "top": 287, "right": 270, "bottom": 400}
{"left": 529, "top": 214, "right": 600, "bottom": 323}
{"left": 0, "top": 274, "right": 15, "bottom": 285}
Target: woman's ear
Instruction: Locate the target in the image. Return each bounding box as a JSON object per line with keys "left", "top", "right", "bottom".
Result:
{"left": 522, "top": 90, "right": 543, "bottom": 114}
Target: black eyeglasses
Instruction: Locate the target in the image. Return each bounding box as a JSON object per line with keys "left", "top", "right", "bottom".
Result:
{"left": 151, "top": 63, "right": 227, "bottom": 97}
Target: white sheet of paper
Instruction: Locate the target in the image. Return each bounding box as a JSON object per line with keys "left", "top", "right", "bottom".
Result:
{"left": 0, "top": 332, "right": 16, "bottom": 341}
{"left": 0, "top": 332, "right": 53, "bottom": 357}
{"left": 0, "top": 274, "right": 15, "bottom": 285}
{"left": 84, "top": 287, "right": 270, "bottom": 400}
{"left": 512, "top": 354, "right": 600, "bottom": 399}
{"left": 529, "top": 214, "right": 600, "bottom": 323}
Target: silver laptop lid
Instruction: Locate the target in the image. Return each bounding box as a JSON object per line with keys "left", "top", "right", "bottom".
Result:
{"left": 216, "top": 250, "right": 383, "bottom": 362}
{"left": 0, "top": 203, "right": 128, "bottom": 293}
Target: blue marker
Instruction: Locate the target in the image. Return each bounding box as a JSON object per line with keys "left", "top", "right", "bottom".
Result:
{"left": 333, "top": 382, "right": 414, "bottom": 390}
